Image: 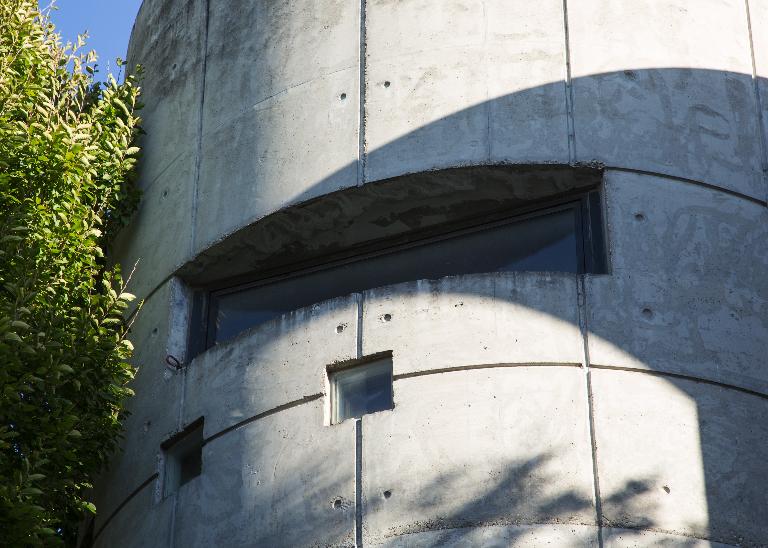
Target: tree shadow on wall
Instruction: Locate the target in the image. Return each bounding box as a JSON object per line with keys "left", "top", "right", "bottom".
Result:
{"left": 361, "top": 451, "right": 664, "bottom": 547}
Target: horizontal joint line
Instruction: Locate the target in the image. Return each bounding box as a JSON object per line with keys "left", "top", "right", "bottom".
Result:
{"left": 590, "top": 364, "right": 768, "bottom": 400}
{"left": 203, "top": 393, "right": 324, "bottom": 446}
{"left": 394, "top": 362, "right": 583, "bottom": 381}
{"left": 93, "top": 472, "right": 158, "bottom": 541}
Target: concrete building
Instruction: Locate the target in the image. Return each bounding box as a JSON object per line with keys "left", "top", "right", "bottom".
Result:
{"left": 86, "top": 1, "right": 768, "bottom": 546}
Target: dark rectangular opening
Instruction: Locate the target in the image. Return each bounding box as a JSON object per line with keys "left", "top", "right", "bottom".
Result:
{"left": 161, "top": 418, "right": 204, "bottom": 496}
{"left": 193, "top": 190, "right": 606, "bottom": 349}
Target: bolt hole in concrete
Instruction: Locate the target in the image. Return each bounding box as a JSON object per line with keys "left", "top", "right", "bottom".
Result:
{"left": 333, "top": 498, "right": 343, "bottom": 509}
{"left": 384, "top": 80, "right": 391, "bottom": 88}
{"left": 152, "top": 327, "right": 159, "bottom": 335}
{"left": 663, "top": 485, "right": 671, "bottom": 494}
{"left": 336, "top": 324, "right": 346, "bottom": 334}
{"left": 383, "top": 490, "right": 392, "bottom": 499}
{"left": 381, "top": 313, "right": 392, "bottom": 322}
{"left": 642, "top": 307, "right": 653, "bottom": 318}
{"left": 634, "top": 212, "right": 646, "bottom": 221}
{"left": 162, "top": 190, "right": 168, "bottom": 198}
{"left": 339, "top": 92, "right": 346, "bottom": 100}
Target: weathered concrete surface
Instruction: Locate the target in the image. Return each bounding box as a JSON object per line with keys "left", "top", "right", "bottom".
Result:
{"left": 569, "top": 0, "right": 764, "bottom": 199}
{"left": 97, "top": 0, "right": 768, "bottom": 545}
{"left": 588, "top": 171, "right": 768, "bottom": 393}
{"left": 361, "top": 367, "right": 595, "bottom": 544}
{"left": 750, "top": 0, "right": 768, "bottom": 185}
{"left": 193, "top": 0, "right": 360, "bottom": 253}
{"left": 111, "top": 155, "right": 195, "bottom": 301}
{"left": 365, "top": 0, "right": 569, "bottom": 182}
{"left": 367, "top": 524, "right": 599, "bottom": 547}
{"left": 602, "top": 528, "right": 736, "bottom": 548}
{"left": 173, "top": 399, "right": 355, "bottom": 548}
{"left": 114, "top": 0, "right": 207, "bottom": 302}
{"left": 93, "top": 485, "right": 173, "bottom": 548}
{"left": 92, "top": 281, "right": 182, "bottom": 531}
{"left": 362, "top": 274, "right": 583, "bottom": 376}
{"left": 125, "top": 0, "right": 205, "bottom": 188}
{"left": 591, "top": 369, "right": 768, "bottom": 546}
{"left": 183, "top": 295, "right": 358, "bottom": 435}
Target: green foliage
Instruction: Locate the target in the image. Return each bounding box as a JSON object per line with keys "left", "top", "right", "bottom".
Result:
{"left": 0, "top": 2, "right": 141, "bottom": 545}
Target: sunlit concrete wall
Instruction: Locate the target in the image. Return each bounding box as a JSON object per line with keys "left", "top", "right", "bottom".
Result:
{"left": 91, "top": 1, "right": 768, "bottom": 547}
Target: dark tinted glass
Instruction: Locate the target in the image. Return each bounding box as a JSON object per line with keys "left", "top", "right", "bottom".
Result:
{"left": 332, "top": 359, "right": 393, "bottom": 423}
{"left": 179, "top": 449, "right": 202, "bottom": 487}
{"left": 212, "top": 206, "right": 578, "bottom": 344}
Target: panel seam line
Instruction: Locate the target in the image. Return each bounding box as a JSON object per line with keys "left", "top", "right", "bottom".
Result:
{"left": 357, "top": 0, "right": 367, "bottom": 186}
{"left": 744, "top": 0, "right": 768, "bottom": 188}
{"left": 578, "top": 276, "right": 604, "bottom": 547}
{"left": 393, "top": 362, "right": 582, "bottom": 381}
{"left": 562, "top": 0, "right": 576, "bottom": 164}
{"left": 591, "top": 364, "right": 768, "bottom": 401}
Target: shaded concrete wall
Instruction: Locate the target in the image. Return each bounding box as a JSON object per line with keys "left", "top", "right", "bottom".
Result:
{"left": 92, "top": 1, "right": 768, "bottom": 546}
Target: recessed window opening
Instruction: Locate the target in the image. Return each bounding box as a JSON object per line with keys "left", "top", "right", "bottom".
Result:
{"left": 162, "top": 418, "right": 204, "bottom": 496}
{"left": 198, "top": 190, "right": 605, "bottom": 348}
{"left": 329, "top": 356, "right": 394, "bottom": 424}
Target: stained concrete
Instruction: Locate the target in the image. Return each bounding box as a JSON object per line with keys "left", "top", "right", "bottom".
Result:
{"left": 125, "top": 0, "right": 205, "bottom": 188}
{"left": 602, "top": 528, "right": 737, "bottom": 548}
{"left": 92, "top": 485, "right": 173, "bottom": 548}
{"left": 92, "top": 281, "right": 182, "bottom": 530}
{"left": 183, "top": 295, "right": 358, "bottom": 435}
{"left": 193, "top": 0, "right": 360, "bottom": 253}
{"left": 568, "top": 0, "right": 763, "bottom": 199}
{"left": 367, "top": 524, "right": 599, "bottom": 547}
{"left": 365, "top": 0, "right": 569, "bottom": 182}
{"left": 591, "top": 369, "right": 768, "bottom": 546}
{"left": 587, "top": 172, "right": 768, "bottom": 394}
{"left": 361, "top": 367, "right": 595, "bottom": 544}
{"left": 361, "top": 274, "right": 583, "bottom": 376}
{"left": 111, "top": 154, "right": 195, "bottom": 302}
{"left": 96, "top": 0, "right": 768, "bottom": 545}
{"left": 180, "top": 165, "right": 601, "bottom": 287}
{"left": 750, "top": 0, "right": 768, "bottom": 182}
{"left": 172, "top": 400, "right": 355, "bottom": 548}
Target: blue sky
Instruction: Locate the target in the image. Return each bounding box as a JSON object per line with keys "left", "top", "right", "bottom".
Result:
{"left": 40, "top": 0, "right": 143, "bottom": 79}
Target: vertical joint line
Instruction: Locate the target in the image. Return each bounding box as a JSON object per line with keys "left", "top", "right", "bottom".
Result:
{"left": 357, "top": 0, "right": 368, "bottom": 187}
{"left": 483, "top": 1, "right": 491, "bottom": 163}
{"left": 577, "top": 276, "right": 603, "bottom": 547}
{"left": 354, "top": 419, "right": 364, "bottom": 547}
{"left": 745, "top": 0, "right": 768, "bottom": 184}
{"left": 562, "top": 0, "right": 576, "bottom": 165}
{"left": 356, "top": 293, "right": 364, "bottom": 359}
{"left": 191, "top": 0, "right": 211, "bottom": 253}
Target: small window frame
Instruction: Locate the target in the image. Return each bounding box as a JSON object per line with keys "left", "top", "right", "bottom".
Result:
{"left": 327, "top": 354, "right": 394, "bottom": 425}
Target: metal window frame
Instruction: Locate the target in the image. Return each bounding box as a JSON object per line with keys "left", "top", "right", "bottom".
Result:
{"left": 190, "top": 187, "right": 607, "bottom": 353}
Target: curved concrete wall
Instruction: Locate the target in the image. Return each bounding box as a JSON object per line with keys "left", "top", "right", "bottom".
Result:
{"left": 92, "top": 1, "right": 768, "bottom": 547}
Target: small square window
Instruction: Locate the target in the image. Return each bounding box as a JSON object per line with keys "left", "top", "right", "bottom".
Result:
{"left": 330, "top": 356, "right": 393, "bottom": 424}
{"left": 162, "top": 418, "right": 204, "bottom": 496}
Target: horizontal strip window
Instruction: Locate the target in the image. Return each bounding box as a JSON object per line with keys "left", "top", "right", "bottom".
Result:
{"left": 199, "top": 190, "right": 605, "bottom": 348}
